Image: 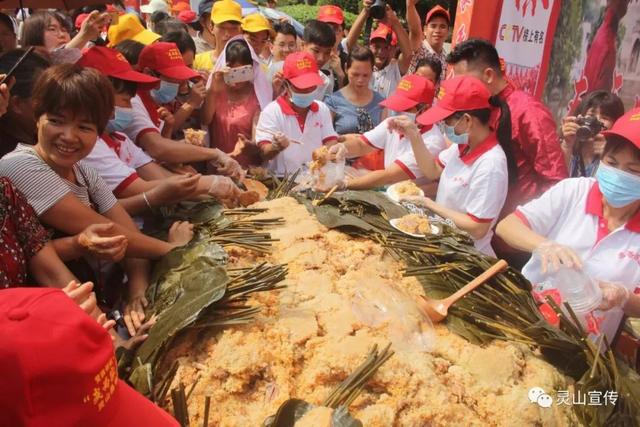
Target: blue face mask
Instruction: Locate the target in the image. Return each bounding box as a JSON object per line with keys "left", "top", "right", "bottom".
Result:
{"left": 400, "top": 111, "right": 417, "bottom": 122}
{"left": 151, "top": 80, "right": 180, "bottom": 104}
{"left": 289, "top": 84, "right": 318, "bottom": 108}
{"left": 105, "top": 107, "right": 134, "bottom": 133}
{"left": 440, "top": 116, "right": 470, "bottom": 145}
{"left": 595, "top": 162, "right": 640, "bottom": 208}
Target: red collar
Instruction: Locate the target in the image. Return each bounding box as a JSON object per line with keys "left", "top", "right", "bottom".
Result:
{"left": 498, "top": 82, "right": 515, "bottom": 100}
{"left": 457, "top": 133, "right": 499, "bottom": 165}
{"left": 586, "top": 182, "right": 640, "bottom": 233}
{"left": 276, "top": 95, "right": 319, "bottom": 115}
{"left": 137, "top": 90, "right": 161, "bottom": 126}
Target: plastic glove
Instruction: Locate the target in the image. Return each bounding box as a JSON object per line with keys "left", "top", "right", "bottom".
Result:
{"left": 272, "top": 132, "right": 290, "bottom": 151}
{"left": 208, "top": 174, "right": 242, "bottom": 201}
{"left": 598, "top": 282, "right": 630, "bottom": 311}
{"left": 328, "top": 143, "right": 348, "bottom": 162}
{"left": 212, "top": 150, "right": 245, "bottom": 181}
{"left": 533, "top": 240, "right": 583, "bottom": 273}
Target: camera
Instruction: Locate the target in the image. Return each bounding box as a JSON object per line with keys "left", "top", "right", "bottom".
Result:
{"left": 575, "top": 116, "right": 605, "bottom": 141}
{"left": 370, "top": 0, "right": 387, "bottom": 19}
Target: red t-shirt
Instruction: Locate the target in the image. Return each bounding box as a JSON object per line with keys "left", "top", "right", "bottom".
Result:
{"left": 498, "top": 83, "right": 568, "bottom": 214}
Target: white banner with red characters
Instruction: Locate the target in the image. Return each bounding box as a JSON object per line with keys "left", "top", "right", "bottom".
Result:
{"left": 494, "top": 0, "right": 560, "bottom": 98}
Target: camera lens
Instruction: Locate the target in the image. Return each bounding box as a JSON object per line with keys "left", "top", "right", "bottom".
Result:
{"left": 370, "top": 0, "right": 386, "bottom": 19}
{"left": 575, "top": 126, "right": 593, "bottom": 141}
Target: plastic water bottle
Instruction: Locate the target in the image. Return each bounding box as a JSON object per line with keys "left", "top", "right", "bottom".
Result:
{"left": 548, "top": 266, "right": 602, "bottom": 315}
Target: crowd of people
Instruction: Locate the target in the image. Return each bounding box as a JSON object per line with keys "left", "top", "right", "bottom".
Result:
{"left": 0, "top": 0, "right": 640, "bottom": 422}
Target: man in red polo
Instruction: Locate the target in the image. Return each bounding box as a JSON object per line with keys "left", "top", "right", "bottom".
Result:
{"left": 447, "top": 38, "right": 568, "bottom": 266}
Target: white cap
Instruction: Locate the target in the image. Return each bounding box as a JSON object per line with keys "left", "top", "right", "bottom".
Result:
{"left": 140, "top": 0, "right": 170, "bottom": 14}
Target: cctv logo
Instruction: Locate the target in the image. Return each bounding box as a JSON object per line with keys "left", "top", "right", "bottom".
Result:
{"left": 528, "top": 387, "right": 553, "bottom": 408}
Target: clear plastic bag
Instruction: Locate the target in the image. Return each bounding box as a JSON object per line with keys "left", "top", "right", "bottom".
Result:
{"left": 351, "top": 280, "right": 436, "bottom": 352}
{"left": 312, "top": 157, "right": 345, "bottom": 192}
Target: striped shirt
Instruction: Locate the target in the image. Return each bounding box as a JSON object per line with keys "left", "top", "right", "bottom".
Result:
{"left": 0, "top": 144, "right": 117, "bottom": 216}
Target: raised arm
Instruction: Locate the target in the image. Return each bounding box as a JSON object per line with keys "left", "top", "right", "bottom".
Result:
{"left": 346, "top": 1, "right": 373, "bottom": 52}
{"left": 406, "top": 0, "right": 424, "bottom": 52}
{"left": 385, "top": 6, "right": 413, "bottom": 74}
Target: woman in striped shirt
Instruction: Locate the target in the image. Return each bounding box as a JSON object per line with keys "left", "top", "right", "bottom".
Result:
{"left": 0, "top": 64, "right": 193, "bottom": 336}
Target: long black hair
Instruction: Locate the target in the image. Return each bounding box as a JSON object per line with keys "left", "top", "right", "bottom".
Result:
{"left": 450, "top": 96, "right": 517, "bottom": 186}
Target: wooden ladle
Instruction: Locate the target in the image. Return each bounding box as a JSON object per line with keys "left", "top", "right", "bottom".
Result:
{"left": 417, "top": 259, "right": 509, "bottom": 323}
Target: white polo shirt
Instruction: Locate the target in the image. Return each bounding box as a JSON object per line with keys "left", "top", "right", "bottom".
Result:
{"left": 122, "top": 94, "right": 164, "bottom": 147}
{"left": 371, "top": 61, "right": 401, "bottom": 99}
{"left": 255, "top": 96, "right": 338, "bottom": 176}
{"left": 361, "top": 118, "right": 447, "bottom": 181}
{"left": 84, "top": 132, "right": 153, "bottom": 195}
{"left": 435, "top": 134, "right": 508, "bottom": 256}
{"left": 516, "top": 177, "right": 640, "bottom": 343}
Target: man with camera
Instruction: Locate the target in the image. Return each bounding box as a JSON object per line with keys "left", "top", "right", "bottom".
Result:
{"left": 561, "top": 91, "right": 625, "bottom": 177}
{"left": 345, "top": 0, "right": 413, "bottom": 98}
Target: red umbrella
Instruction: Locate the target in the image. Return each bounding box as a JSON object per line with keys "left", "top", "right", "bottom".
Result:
{"left": 0, "top": 0, "right": 113, "bottom": 9}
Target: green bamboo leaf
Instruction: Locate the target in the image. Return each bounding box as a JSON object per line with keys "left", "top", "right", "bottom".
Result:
{"left": 135, "top": 264, "right": 230, "bottom": 367}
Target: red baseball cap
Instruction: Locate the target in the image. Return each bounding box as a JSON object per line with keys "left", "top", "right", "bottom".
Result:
{"left": 425, "top": 5, "right": 450, "bottom": 24}
{"left": 75, "top": 13, "right": 89, "bottom": 30}
{"left": 380, "top": 74, "right": 435, "bottom": 112}
{"left": 369, "top": 23, "right": 397, "bottom": 46}
{"left": 78, "top": 46, "right": 160, "bottom": 88}
{"left": 0, "top": 288, "right": 179, "bottom": 427}
{"left": 178, "top": 9, "right": 198, "bottom": 24}
{"left": 317, "top": 5, "right": 344, "bottom": 25}
{"left": 138, "top": 42, "right": 200, "bottom": 81}
{"left": 603, "top": 107, "right": 640, "bottom": 149}
{"left": 417, "top": 76, "right": 491, "bottom": 126}
{"left": 283, "top": 51, "right": 323, "bottom": 90}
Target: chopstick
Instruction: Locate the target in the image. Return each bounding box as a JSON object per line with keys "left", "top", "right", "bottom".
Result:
{"left": 313, "top": 184, "right": 339, "bottom": 206}
{"left": 255, "top": 127, "right": 302, "bottom": 144}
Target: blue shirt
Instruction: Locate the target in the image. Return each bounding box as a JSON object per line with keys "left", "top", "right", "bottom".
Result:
{"left": 324, "top": 90, "right": 385, "bottom": 135}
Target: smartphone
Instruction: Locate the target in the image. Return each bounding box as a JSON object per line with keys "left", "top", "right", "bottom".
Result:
{"left": 0, "top": 46, "right": 34, "bottom": 85}
{"left": 223, "top": 65, "right": 254, "bottom": 85}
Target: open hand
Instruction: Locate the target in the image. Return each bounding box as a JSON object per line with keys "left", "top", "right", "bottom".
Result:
{"left": 76, "top": 223, "right": 128, "bottom": 262}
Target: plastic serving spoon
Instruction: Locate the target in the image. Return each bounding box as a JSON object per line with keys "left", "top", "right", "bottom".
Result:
{"left": 417, "top": 259, "right": 509, "bottom": 323}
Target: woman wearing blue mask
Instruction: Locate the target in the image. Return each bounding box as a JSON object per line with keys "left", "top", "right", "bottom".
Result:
{"left": 392, "top": 76, "right": 516, "bottom": 256}
{"left": 497, "top": 108, "right": 640, "bottom": 343}
{"left": 255, "top": 51, "right": 338, "bottom": 176}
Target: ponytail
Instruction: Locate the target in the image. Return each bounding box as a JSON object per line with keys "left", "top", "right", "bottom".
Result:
{"left": 489, "top": 95, "right": 517, "bottom": 186}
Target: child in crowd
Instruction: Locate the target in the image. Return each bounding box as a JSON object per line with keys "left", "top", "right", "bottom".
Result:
{"left": 302, "top": 20, "right": 337, "bottom": 99}
{"left": 204, "top": 36, "right": 272, "bottom": 168}
{"left": 193, "top": 0, "right": 243, "bottom": 73}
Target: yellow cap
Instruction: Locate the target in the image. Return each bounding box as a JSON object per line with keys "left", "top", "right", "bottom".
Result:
{"left": 107, "top": 14, "right": 160, "bottom": 47}
{"left": 211, "top": 0, "right": 242, "bottom": 25}
{"left": 242, "top": 13, "right": 275, "bottom": 37}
